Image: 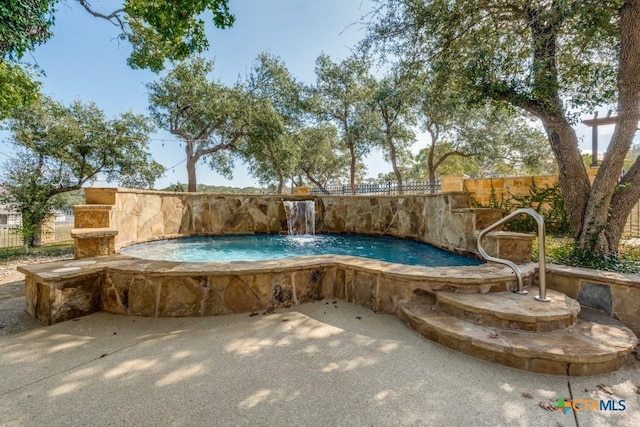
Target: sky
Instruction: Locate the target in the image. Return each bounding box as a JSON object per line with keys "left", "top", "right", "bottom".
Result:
{"left": 0, "top": 0, "right": 619, "bottom": 189}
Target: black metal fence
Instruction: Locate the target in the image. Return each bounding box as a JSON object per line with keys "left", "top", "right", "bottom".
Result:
{"left": 0, "top": 210, "right": 74, "bottom": 248}
{"left": 624, "top": 202, "right": 640, "bottom": 239}
{"left": 309, "top": 180, "right": 441, "bottom": 196}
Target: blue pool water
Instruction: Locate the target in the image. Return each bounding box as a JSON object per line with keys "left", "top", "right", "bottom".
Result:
{"left": 120, "top": 234, "right": 482, "bottom": 267}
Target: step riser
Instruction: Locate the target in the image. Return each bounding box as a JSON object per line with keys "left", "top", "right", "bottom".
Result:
{"left": 435, "top": 300, "right": 577, "bottom": 332}
{"left": 397, "top": 303, "right": 636, "bottom": 376}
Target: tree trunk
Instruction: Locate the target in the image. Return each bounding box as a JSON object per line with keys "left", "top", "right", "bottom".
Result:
{"left": 303, "top": 170, "right": 330, "bottom": 194}
{"left": 578, "top": 0, "right": 640, "bottom": 254}
{"left": 539, "top": 115, "right": 591, "bottom": 237}
{"left": 386, "top": 130, "right": 403, "bottom": 194}
{"left": 427, "top": 140, "right": 436, "bottom": 194}
{"left": 349, "top": 142, "right": 356, "bottom": 195}
{"left": 277, "top": 173, "right": 284, "bottom": 194}
{"left": 186, "top": 140, "right": 197, "bottom": 192}
{"left": 186, "top": 158, "right": 198, "bottom": 192}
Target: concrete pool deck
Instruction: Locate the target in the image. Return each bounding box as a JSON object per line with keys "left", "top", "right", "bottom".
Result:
{"left": 1, "top": 291, "right": 639, "bottom": 426}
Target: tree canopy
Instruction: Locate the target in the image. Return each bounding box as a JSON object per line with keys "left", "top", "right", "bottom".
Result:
{"left": 242, "top": 52, "right": 304, "bottom": 193}
{"left": 366, "top": 0, "right": 640, "bottom": 254}
{"left": 0, "top": 0, "right": 234, "bottom": 72}
{"left": 1, "top": 96, "right": 163, "bottom": 246}
{"left": 312, "top": 53, "right": 377, "bottom": 194}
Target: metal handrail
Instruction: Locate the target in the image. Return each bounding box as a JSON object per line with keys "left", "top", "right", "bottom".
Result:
{"left": 477, "top": 208, "right": 550, "bottom": 302}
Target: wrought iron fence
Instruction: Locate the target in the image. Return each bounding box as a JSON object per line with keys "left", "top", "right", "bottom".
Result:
{"left": 309, "top": 180, "right": 441, "bottom": 196}
{"left": 0, "top": 210, "right": 74, "bottom": 248}
{"left": 624, "top": 201, "right": 640, "bottom": 239}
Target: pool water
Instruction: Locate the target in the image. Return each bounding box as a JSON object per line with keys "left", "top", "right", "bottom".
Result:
{"left": 120, "top": 234, "right": 482, "bottom": 267}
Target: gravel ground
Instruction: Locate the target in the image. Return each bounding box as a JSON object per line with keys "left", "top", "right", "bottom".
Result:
{"left": 0, "top": 253, "right": 73, "bottom": 284}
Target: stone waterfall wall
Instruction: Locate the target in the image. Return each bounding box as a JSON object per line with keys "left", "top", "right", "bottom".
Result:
{"left": 81, "top": 188, "right": 507, "bottom": 256}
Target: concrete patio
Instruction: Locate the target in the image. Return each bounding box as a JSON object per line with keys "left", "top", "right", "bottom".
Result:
{"left": 1, "top": 291, "right": 639, "bottom": 426}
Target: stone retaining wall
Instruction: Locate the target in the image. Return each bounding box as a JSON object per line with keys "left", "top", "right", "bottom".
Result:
{"left": 80, "top": 188, "right": 523, "bottom": 259}
{"left": 546, "top": 265, "right": 640, "bottom": 336}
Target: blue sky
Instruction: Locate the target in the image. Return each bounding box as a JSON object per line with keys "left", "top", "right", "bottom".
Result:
{"left": 1, "top": 0, "right": 379, "bottom": 189}
{"left": 0, "top": 0, "right": 616, "bottom": 189}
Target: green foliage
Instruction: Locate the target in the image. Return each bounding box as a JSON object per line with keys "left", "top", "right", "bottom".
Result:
{"left": 369, "top": 71, "right": 417, "bottom": 186}
{"left": 532, "top": 238, "right": 640, "bottom": 274}
{"left": 0, "top": 241, "right": 73, "bottom": 260}
{"left": 0, "top": 0, "right": 55, "bottom": 60}
{"left": 50, "top": 189, "right": 84, "bottom": 210}
{"left": 366, "top": 0, "right": 640, "bottom": 257}
{"left": 161, "top": 183, "right": 267, "bottom": 194}
{"left": 0, "top": 0, "right": 234, "bottom": 72}
{"left": 148, "top": 57, "right": 265, "bottom": 191}
{"left": 242, "top": 52, "right": 303, "bottom": 192}
{"left": 296, "top": 124, "right": 349, "bottom": 191}
{"left": 312, "top": 53, "right": 377, "bottom": 190}
{"left": 123, "top": 0, "right": 234, "bottom": 71}
{"left": 471, "top": 179, "right": 572, "bottom": 237}
{"left": 0, "top": 61, "right": 40, "bottom": 119}
{"left": 1, "top": 96, "right": 163, "bottom": 246}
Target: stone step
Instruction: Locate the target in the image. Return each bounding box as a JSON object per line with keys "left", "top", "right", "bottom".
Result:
{"left": 480, "top": 231, "right": 535, "bottom": 263}
{"left": 70, "top": 228, "right": 118, "bottom": 259}
{"left": 398, "top": 302, "right": 637, "bottom": 376}
{"left": 435, "top": 287, "right": 580, "bottom": 331}
{"left": 73, "top": 204, "right": 114, "bottom": 228}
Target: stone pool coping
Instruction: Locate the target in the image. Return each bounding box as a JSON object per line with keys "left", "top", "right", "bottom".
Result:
{"left": 18, "top": 254, "right": 536, "bottom": 326}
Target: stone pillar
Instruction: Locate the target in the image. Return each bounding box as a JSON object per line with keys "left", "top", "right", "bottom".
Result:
{"left": 36, "top": 214, "right": 56, "bottom": 245}
{"left": 440, "top": 175, "right": 467, "bottom": 192}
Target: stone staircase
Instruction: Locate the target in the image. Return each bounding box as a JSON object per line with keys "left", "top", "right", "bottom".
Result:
{"left": 398, "top": 287, "right": 637, "bottom": 375}
{"left": 71, "top": 188, "right": 118, "bottom": 259}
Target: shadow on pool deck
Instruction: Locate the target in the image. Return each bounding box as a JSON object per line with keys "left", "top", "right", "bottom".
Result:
{"left": 0, "top": 294, "right": 639, "bottom": 426}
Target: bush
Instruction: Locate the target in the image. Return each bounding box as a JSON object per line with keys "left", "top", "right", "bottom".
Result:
{"left": 532, "top": 238, "right": 640, "bottom": 274}
{"left": 470, "top": 179, "right": 572, "bottom": 237}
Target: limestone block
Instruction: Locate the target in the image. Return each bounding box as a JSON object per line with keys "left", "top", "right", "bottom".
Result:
{"left": 482, "top": 232, "right": 533, "bottom": 263}
{"left": 249, "top": 273, "right": 275, "bottom": 305}
{"left": 127, "top": 277, "right": 161, "bottom": 317}
{"left": 101, "top": 273, "right": 131, "bottom": 314}
{"left": 223, "top": 276, "right": 264, "bottom": 313}
{"left": 611, "top": 284, "right": 640, "bottom": 337}
{"left": 317, "top": 267, "right": 341, "bottom": 300}
{"left": 376, "top": 276, "right": 419, "bottom": 314}
{"left": 439, "top": 175, "right": 466, "bottom": 192}
{"left": 293, "top": 269, "right": 325, "bottom": 304}
{"left": 352, "top": 271, "right": 378, "bottom": 311}
{"left": 24, "top": 275, "right": 37, "bottom": 318}
{"left": 73, "top": 205, "right": 112, "bottom": 228}
{"left": 50, "top": 275, "right": 102, "bottom": 323}
{"left": 544, "top": 272, "right": 581, "bottom": 300}
{"left": 157, "top": 276, "right": 207, "bottom": 317}
{"left": 85, "top": 187, "right": 117, "bottom": 204}
{"left": 35, "top": 282, "right": 53, "bottom": 325}
{"left": 161, "top": 196, "right": 185, "bottom": 235}
{"left": 201, "top": 284, "right": 230, "bottom": 316}
{"left": 74, "top": 235, "right": 116, "bottom": 259}
{"left": 269, "top": 273, "right": 295, "bottom": 308}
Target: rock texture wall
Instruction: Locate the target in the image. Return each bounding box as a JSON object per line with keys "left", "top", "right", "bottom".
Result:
{"left": 74, "top": 188, "right": 530, "bottom": 261}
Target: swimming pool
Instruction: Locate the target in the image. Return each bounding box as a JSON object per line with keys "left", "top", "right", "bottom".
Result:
{"left": 120, "top": 234, "right": 482, "bottom": 267}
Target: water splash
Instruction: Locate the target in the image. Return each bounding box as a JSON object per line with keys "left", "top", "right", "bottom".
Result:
{"left": 283, "top": 201, "right": 315, "bottom": 235}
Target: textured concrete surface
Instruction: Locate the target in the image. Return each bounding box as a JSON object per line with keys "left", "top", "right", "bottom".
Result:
{"left": 1, "top": 294, "right": 639, "bottom": 426}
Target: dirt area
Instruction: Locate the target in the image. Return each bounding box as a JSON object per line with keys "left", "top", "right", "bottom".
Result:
{"left": 0, "top": 254, "right": 73, "bottom": 301}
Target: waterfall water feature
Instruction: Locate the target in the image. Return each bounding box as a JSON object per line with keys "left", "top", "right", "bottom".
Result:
{"left": 283, "top": 200, "right": 315, "bottom": 235}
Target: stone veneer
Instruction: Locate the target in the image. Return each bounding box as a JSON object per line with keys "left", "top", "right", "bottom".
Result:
{"left": 18, "top": 255, "right": 534, "bottom": 326}
{"left": 546, "top": 265, "right": 640, "bottom": 338}
{"left": 74, "top": 188, "right": 530, "bottom": 261}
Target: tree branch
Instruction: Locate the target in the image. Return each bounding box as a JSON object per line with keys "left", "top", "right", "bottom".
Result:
{"left": 76, "top": 1, "right": 129, "bottom": 35}
{"left": 433, "top": 150, "right": 470, "bottom": 170}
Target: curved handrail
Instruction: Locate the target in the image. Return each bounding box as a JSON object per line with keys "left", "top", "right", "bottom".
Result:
{"left": 477, "top": 208, "right": 550, "bottom": 302}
